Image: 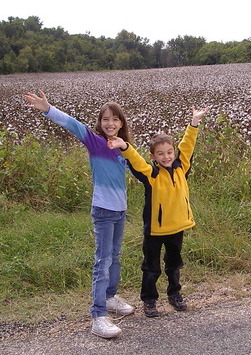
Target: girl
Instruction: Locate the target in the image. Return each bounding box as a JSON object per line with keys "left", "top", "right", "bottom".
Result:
{"left": 24, "top": 91, "right": 134, "bottom": 339}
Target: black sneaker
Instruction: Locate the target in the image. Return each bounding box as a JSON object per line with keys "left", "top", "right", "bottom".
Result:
{"left": 143, "top": 300, "right": 159, "bottom": 317}
{"left": 168, "top": 293, "right": 187, "bottom": 311}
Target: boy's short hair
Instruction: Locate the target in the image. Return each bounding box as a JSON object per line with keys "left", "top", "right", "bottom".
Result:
{"left": 149, "top": 133, "right": 175, "bottom": 154}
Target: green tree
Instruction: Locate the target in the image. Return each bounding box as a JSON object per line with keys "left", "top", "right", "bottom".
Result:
{"left": 166, "top": 35, "right": 206, "bottom": 66}
{"left": 16, "top": 45, "right": 38, "bottom": 72}
{"left": 114, "top": 51, "right": 130, "bottom": 69}
{"left": 220, "top": 40, "right": 251, "bottom": 63}
{"left": 0, "top": 34, "right": 11, "bottom": 59}
{"left": 0, "top": 50, "right": 18, "bottom": 74}
{"left": 152, "top": 40, "right": 165, "bottom": 67}
{"left": 34, "top": 46, "right": 57, "bottom": 72}
{"left": 0, "top": 15, "right": 250, "bottom": 74}
{"left": 1, "top": 17, "right": 25, "bottom": 40}
{"left": 129, "top": 51, "right": 145, "bottom": 69}
{"left": 197, "top": 41, "right": 224, "bottom": 65}
{"left": 114, "top": 30, "right": 150, "bottom": 69}
{"left": 24, "top": 16, "right": 43, "bottom": 32}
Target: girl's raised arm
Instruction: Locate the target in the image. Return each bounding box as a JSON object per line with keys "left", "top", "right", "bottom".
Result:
{"left": 24, "top": 91, "right": 50, "bottom": 113}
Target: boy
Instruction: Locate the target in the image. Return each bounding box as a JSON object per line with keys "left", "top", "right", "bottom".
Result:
{"left": 107, "top": 106, "right": 209, "bottom": 317}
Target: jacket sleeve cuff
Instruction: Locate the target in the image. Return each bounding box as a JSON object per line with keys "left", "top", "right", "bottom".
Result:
{"left": 120, "top": 143, "right": 129, "bottom": 151}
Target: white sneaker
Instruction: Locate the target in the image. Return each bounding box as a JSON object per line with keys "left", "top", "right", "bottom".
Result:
{"left": 91, "top": 316, "right": 122, "bottom": 338}
{"left": 106, "top": 295, "right": 134, "bottom": 315}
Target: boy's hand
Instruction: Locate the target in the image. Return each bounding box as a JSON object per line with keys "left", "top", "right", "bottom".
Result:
{"left": 24, "top": 90, "right": 50, "bottom": 112}
{"left": 107, "top": 136, "right": 127, "bottom": 150}
{"left": 191, "top": 105, "right": 209, "bottom": 126}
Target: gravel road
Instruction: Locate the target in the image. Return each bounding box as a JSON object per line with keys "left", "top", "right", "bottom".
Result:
{"left": 1, "top": 297, "right": 251, "bottom": 355}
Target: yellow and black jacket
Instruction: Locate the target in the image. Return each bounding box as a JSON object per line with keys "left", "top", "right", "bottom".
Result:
{"left": 122, "top": 125, "right": 198, "bottom": 236}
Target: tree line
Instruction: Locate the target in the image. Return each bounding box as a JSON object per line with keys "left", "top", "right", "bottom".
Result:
{"left": 0, "top": 16, "right": 250, "bottom": 74}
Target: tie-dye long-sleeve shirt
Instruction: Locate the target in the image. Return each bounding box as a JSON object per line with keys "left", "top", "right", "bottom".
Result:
{"left": 43, "top": 105, "right": 127, "bottom": 211}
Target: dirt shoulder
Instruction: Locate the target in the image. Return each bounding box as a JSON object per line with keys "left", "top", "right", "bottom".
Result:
{"left": 1, "top": 275, "right": 251, "bottom": 343}
{"left": 2, "top": 295, "right": 251, "bottom": 355}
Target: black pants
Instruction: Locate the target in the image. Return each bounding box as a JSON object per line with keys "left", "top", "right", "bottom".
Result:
{"left": 140, "top": 231, "right": 184, "bottom": 301}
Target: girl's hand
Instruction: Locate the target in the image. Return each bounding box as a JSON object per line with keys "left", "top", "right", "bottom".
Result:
{"left": 24, "top": 90, "right": 50, "bottom": 112}
{"left": 191, "top": 105, "right": 209, "bottom": 126}
{"left": 107, "top": 136, "right": 127, "bottom": 150}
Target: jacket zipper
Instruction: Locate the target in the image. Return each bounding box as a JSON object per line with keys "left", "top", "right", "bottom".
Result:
{"left": 158, "top": 204, "right": 162, "bottom": 226}
{"left": 185, "top": 197, "right": 190, "bottom": 219}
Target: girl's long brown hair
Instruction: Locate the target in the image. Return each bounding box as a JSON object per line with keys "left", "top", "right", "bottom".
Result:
{"left": 95, "top": 101, "right": 131, "bottom": 143}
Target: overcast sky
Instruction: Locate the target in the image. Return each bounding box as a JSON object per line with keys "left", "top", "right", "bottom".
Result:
{"left": 1, "top": 0, "right": 251, "bottom": 44}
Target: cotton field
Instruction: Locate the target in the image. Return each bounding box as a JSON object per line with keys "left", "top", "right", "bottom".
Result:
{"left": 1, "top": 63, "right": 251, "bottom": 147}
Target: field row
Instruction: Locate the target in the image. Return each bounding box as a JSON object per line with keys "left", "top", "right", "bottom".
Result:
{"left": 1, "top": 63, "right": 251, "bottom": 146}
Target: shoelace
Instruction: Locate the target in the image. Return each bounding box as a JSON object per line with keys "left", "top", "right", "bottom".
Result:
{"left": 114, "top": 296, "right": 127, "bottom": 306}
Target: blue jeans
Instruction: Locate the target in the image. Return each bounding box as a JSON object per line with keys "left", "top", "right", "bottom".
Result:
{"left": 90, "top": 206, "right": 126, "bottom": 318}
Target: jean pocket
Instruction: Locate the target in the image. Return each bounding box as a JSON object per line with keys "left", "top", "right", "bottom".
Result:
{"left": 91, "top": 206, "right": 115, "bottom": 220}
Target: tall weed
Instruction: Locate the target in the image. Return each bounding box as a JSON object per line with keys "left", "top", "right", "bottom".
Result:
{"left": 184, "top": 115, "right": 251, "bottom": 272}
{"left": 0, "top": 130, "right": 92, "bottom": 211}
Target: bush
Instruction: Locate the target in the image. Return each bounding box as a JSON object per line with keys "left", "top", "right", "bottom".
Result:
{"left": 0, "top": 130, "right": 92, "bottom": 211}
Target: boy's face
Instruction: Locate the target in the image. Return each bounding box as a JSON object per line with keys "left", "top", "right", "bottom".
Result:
{"left": 101, "top": 108, "right": 123, "bottom": 137}
{"left": 150, "top": 142, "right": 175, "bottom": 168}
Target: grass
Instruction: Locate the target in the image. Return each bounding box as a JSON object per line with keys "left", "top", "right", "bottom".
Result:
{"left": 0, "top": 123, "right": 251, "bottom": 323}
{"left": 0, "top": 205, "right": 143, "bottom": 323}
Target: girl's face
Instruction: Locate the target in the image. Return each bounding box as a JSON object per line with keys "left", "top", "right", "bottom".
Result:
{"left": 150, "top": 142, "right": 175, "bottom": 168}
{"left": 100, "top": 108, "right": 123, "bottom": 138}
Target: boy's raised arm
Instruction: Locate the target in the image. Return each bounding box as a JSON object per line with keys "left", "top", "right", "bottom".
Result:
{"left": 191, "top": 105, "right": 209, "bottom": 126}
